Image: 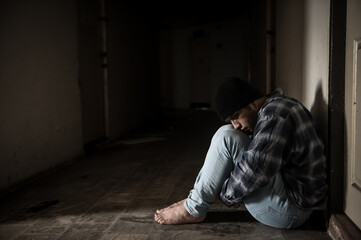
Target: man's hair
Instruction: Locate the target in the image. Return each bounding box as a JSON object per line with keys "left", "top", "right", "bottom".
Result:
{"left": 215, "top": 77, "right": 263, "bottom": 122}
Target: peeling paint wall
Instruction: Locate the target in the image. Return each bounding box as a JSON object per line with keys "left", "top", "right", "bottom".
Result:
{"left": 0, "top": 0, "right": 83, "bottom": 192}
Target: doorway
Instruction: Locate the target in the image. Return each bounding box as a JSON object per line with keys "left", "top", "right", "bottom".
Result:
{"left": 344, "top": 0, "right": 361, "bottom": 229}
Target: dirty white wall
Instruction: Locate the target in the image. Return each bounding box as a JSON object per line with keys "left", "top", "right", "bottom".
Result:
{"left": 275, "top": 0, "right": 304, "bottom": 101}
{"left": 276, "top": 0, "right": 330, "bottom": 140}
{"left": 302, "top": 0, "right": 329, "bottom": 112}
{"left": 0, "top": 0, "right": 83, "bottom": 192}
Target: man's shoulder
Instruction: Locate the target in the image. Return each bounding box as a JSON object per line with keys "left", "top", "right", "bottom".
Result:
{"left": 261, "top": 92, "right": 313, "bottom": 127}
{"left": 261, "top": 93, "right": 299, "bottom": 118}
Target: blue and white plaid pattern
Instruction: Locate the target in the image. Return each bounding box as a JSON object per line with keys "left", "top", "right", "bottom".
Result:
{"left": 219, "top": 89, "right": 328, "bottom": 209}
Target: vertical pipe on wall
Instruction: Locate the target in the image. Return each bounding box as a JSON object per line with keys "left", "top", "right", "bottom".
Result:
{"left": 266, "top": 0, "right": 276, "bottom": 93}
{"left": 100, "top": 0, "right": 109, "bottom": 138}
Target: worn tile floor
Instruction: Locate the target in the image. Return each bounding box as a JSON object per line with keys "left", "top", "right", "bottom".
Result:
{"left": 0, "top": 110, "right": 331, "bottom": 240}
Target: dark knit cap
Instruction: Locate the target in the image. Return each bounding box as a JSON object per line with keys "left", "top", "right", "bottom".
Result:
{"left": 215, "top": 77, "right": 263, "bottom": 122}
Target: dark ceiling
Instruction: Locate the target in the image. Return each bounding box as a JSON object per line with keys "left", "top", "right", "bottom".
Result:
{"left": 123, "top": 1, "right": 252, "bottom": 27}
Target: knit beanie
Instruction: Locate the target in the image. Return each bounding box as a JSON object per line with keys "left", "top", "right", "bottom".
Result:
{"left": 215, "top": 77, "right": 263, "bottom": 122}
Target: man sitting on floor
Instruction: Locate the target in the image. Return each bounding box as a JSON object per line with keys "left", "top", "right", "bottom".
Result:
{"left": 154, "top": 77, "right": 328, "bottom": 229}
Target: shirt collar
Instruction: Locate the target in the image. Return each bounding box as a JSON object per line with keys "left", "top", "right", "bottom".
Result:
{"left": 266, "top": 88, "right": 284, "bottom": 98}
{"left": 259, "top": 88, "right": 284, "bottom": 112}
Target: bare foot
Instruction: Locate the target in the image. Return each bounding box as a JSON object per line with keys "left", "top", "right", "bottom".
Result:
{"left": 156, "top": 199, "right": 186, "bottom": 214}
{"left": 154, "top": 199, "right": 205, "bottom": 225}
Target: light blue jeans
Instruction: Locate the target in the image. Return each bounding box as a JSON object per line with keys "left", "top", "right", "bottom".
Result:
{"left": 184, "top": 124, "right": 312, "bottom": 229}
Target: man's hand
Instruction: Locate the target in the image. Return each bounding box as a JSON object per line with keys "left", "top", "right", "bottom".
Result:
{"left": 224, "top": 201, "right": 242, "bottom": 208}
{"left": 233, "top": 202, "right": 241, "bottom": 208}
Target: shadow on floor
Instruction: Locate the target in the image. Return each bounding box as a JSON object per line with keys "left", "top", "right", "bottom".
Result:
{"left": 0, "top": 110, "right": 331, "bottom": 240}
{"left": 205, "top": 210, "right": 256, "bottom": 223}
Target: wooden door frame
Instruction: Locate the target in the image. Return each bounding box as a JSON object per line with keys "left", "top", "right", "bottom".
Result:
{"left": 328, "top": 0, "right": 346, "bottom": 215}
{"left": 328, "top": 0, "right": 361, "bottom": 238}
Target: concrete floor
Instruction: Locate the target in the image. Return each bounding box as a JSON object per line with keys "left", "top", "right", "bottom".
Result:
{"left": 0, "top": 110, "right": 332, "bottom": 240}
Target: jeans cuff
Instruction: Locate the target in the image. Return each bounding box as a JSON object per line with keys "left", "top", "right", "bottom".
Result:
{"left": 184, "top": 198, "right": 207, "bottom": 218}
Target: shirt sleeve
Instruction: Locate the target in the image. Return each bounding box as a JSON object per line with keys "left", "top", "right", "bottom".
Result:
{"left": 219, "top": 114, "right": 293, "bottom": 206}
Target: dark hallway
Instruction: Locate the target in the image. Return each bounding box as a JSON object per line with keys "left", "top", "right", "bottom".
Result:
{"left": 1, "top": 0, "right": 358, "bottom": 238}
{"left": 0, "top": 110, "right": 331, "bottom": 239}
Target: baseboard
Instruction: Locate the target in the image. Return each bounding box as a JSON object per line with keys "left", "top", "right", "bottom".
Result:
{"left": 0, "top": 155, "right": 83, "bottom": 198}
{"left": 328, "top": 214, "right": 361, "bottom": 240}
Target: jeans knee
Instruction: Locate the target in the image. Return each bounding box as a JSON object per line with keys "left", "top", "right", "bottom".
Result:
{"left": 218, "top": 124, "right": 234, "bottom": 131}
{"left": 214, "top": 124, "right": 238, "bottom": 139}
{"left": 212, "top": 125, "right": 251, "bottom": 152}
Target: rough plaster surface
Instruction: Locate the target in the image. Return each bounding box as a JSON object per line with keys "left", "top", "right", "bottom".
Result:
{"left": 0, "top": 0, "right": 83, "bottom": 191}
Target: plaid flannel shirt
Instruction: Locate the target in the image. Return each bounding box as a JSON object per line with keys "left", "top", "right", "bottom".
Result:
{"left": 219, "top": 89, "right": 328, "bottom": 209}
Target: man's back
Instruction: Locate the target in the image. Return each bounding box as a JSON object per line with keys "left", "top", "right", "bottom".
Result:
{"left": 220, "top": 89, "right": 328, "bottom": 209}
{"left": 258, "top": 89, "right": 328, "bottom": 208}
